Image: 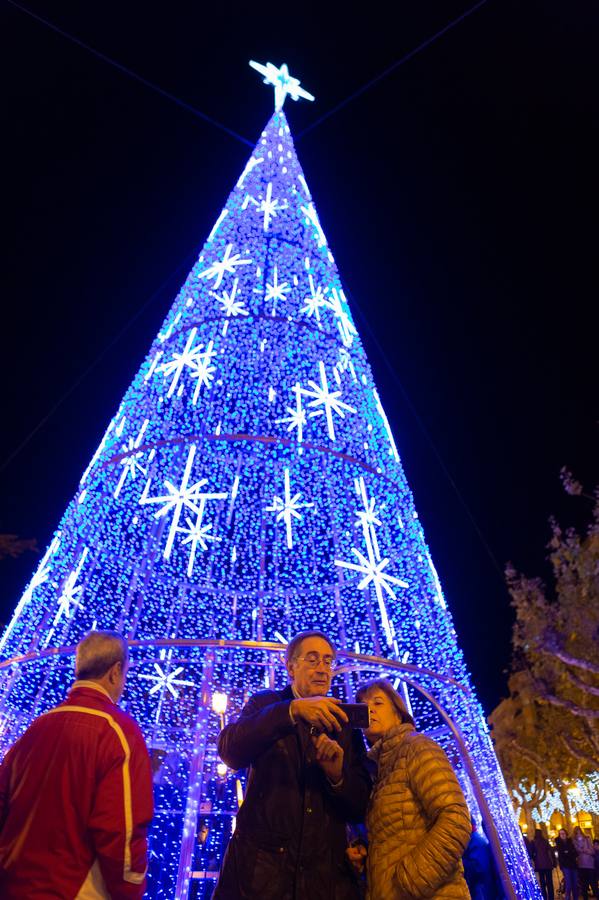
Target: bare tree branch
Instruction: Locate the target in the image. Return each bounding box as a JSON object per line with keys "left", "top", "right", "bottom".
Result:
{"left": 563, "top": 668, "right": 599, "bottom": 697}
{"left": 508, "top": 740, "right": 552, "bottom": 783}
{"left": 0, "top": 534, "right": 38, "bottom": 560}
{"left": 559, "top": 733, "right": 597, "bottom": 771}
{"left": 537, "top": 645, "right": 599, "bottom": 676}
{"left": 581, "top": 720, "right": 599, "bottom": 756}
{"left": 539, "top": 692, "right": 599, "bottom": 719}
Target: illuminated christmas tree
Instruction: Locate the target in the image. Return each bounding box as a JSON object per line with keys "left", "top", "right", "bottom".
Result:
{"left": 0, "top": 63, "right": 540, "bottom": 899}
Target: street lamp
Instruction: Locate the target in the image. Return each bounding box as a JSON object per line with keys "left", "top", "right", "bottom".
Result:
{"left": 212, "top": 691, "right": 228, "bottom": 729}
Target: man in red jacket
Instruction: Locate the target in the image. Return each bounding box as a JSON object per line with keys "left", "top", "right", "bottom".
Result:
{"left": 0, "top": 630, "right": 154, "bottom": 899}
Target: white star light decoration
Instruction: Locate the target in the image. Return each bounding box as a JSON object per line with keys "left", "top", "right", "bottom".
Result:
{"left": 276, "top": 362, "right": 356, "bottom": 444}
{"left": 335, "top": 347, "right": 357, "bottom": 383}
{"left": 266, "top": 468, "right": 314, "bottom": 549}
{"left": 198, "top": 243, "right": 252, "bottom": 289}
{"left": 114, "top": 419, "right": 151, "bottom": 498}
{"left": 249, "top": 60, "right": 315, "bottom": 112}
{"left": 188, "top": 341, "right": 217, "bottom": 404}
{"left": 301, "top": 270, "right": 328, "bottom": 323}
{"left": 237, "top": 155, "right": 264, "bottom": 189}
{"left": 335, "top": 477, "right": 408, "bottom": 647}
{"left": 264, "top": 265, "right": 291, "bottom": 314}
{"left": 139, "top": 444, "right": 228, "bottom": 561}
{"left": 210, "top": 278, "right": 249, "bottom": 335}
{"left": 373, "top": 388, "right": 400, "bottom": 463}
{"left": 139, "top": 649, "right": 196, "bottom": 698}
{"left": 301, "top": 361, "right": 356, "bottom": 441}
{"left": 300, "top": 201, "right": 327, "bottom": 249}
{"left": 426, "top": 549, "right": 447, "bottom": 610}
{"left": 299, "top": 263, "right": 357, "bottom": 348}
{"left": 242, "top": 182, "right": 288, "bottom": 232}
{"left": 276, "top": 382, "right": 307, "bottom": 444}
{"left": 53, "top": 547, "right": 90, "bottom": 627}
{"left": 178, "top": 503, "right": 224, "bottom": 578}
{"left": 326, "top": 287, "right": 357, "bottom": 347}
{"left": 156, "top": 328, "right": 217, "bottom": 404}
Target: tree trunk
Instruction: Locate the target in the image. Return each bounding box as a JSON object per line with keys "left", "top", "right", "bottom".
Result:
{"left": 559, "top": 783, "right": 572, "bottom": 829}
{"left": 522, "top": 801, "right": 536, "bottom": 838}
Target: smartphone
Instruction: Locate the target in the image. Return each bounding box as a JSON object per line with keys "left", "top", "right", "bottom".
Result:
{"left": 339, "top": 702, "right": 370, "bottom": 729}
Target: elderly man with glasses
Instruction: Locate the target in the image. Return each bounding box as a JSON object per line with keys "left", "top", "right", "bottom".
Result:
{"left": 214, "top": 629, "right": 371, "bottom": 900}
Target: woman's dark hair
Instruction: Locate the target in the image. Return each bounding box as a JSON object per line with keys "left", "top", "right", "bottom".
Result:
{"left": 355, "top": 678, "right": 416, "bottom": 728}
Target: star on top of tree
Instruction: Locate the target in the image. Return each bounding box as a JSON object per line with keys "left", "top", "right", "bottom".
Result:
{"left": 249, "top": 60, "right": 315, "bottom": 111}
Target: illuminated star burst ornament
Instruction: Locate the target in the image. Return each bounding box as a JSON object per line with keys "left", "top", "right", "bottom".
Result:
{"left": 139, "top": 649, "right": 196, "bottom": 699}
{"left": 266, "top": 467, "right": 314, "bottom": 549}
{"left": 249, "top": 60, "right": 315, "bottom": 111}
{"left": 0, "top": 59, "right": 540, "bottom": 900}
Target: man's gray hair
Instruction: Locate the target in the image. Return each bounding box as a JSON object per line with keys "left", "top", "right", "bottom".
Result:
{"left": 285, "top": 630, "right": 335, "bottom": 665}
{"left": 75, "top": 630, "right": 129, "bottom": 680}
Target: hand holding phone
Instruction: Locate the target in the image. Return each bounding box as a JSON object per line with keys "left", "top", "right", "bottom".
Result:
{"left": 304, "top": 701, "right": 369, "bottom": 735}
{"left": 291, "top": 696, "right": 348, "bottom": 732}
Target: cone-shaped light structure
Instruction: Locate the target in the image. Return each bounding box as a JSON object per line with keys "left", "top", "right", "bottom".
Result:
{"left": 0, "top": 67, "right": 540, "bottom": 899}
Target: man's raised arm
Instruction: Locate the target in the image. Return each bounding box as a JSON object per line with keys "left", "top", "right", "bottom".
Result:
{"left": 218, "top": 691, "right": 296, "bottom": 770}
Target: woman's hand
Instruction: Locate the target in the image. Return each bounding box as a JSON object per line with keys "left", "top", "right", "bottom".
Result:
{"left": 311, "top": 731, "right": 344, "bottom": 783}
{"left": 346, "top": 842, "right": 367, "bottom": 875}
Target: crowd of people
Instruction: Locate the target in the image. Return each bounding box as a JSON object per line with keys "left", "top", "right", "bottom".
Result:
{"left": 0, "top": 627, "right": 596, "bottom": 899}
{"left": 524, "top": 826, "right": 599, "bottom": 900}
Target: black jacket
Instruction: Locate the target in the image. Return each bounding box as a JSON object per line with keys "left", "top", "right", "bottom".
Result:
{"left": 533, "top": 834, "right": 556, "bottom": 871}
{"left": 213, "top": 685, "right": 371, "bottom": 900}
{"left": 555, "top": 836, "right": 577, "bottom": 870}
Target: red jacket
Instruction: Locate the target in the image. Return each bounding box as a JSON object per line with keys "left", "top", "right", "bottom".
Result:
{"left": 0, "top": 681, "right": 154, "bottom": 899}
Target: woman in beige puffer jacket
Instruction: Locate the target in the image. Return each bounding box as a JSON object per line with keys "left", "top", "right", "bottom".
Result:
{"left": 356, "top": 679, "right": 471, "bottom": 899}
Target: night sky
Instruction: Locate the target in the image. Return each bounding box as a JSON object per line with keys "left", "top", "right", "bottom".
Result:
{"left": 2, "top": 1, "right": 597, "bottom": 714}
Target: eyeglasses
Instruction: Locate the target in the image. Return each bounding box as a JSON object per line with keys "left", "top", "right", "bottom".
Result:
{"left": 295, "top": 652, "right": 337, "bottom": 670}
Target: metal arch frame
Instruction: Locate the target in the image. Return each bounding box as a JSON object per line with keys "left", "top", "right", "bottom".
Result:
{"left": 0, "top": 637, "right": 516, "bottom": 898}
{"left": 0, "top": 639, "right": 468, "bottom": 690}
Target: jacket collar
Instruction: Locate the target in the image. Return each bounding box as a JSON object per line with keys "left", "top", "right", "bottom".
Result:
{"left": 367, "top": 722, "right": 415, "bottom": 766}
{"left": 70, "top": 680, "right": 115, "bottom": 703}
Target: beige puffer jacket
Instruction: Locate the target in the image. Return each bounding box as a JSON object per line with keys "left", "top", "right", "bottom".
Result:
{"left": 365, "top": 723, "right": 471, "bottom": 899}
